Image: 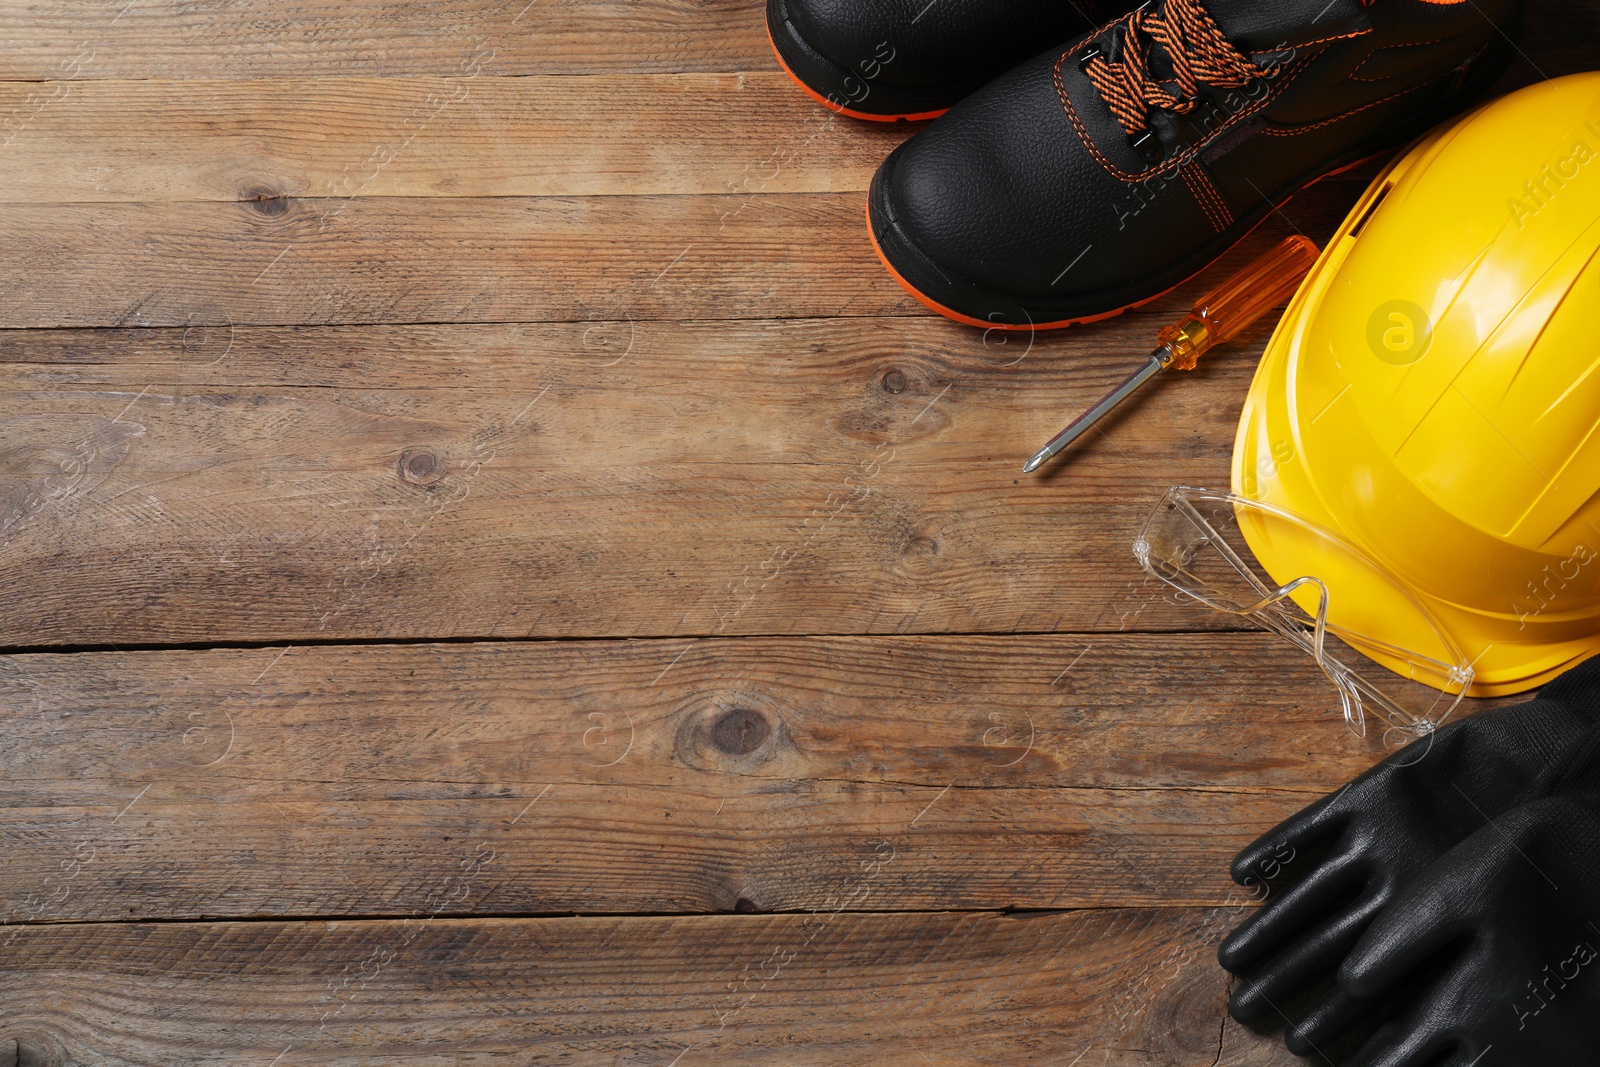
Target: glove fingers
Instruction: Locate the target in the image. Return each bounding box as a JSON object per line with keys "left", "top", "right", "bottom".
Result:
{"left": 1227, "top": 895, "right": 1383, "bottom": 1027}
{"left": 1219, "top": 854, "right": 1363, "bottom": 974}
{"left": 1340, "top": 878, "right": 1467, "bottom": 1000}
{"left": 1285, "top": 984, "right": 1378, "bottom": 1056}
{"left": 1229, "top": 800, "right": 1343, "bottom": 889}
{"left": 1345, "top": 1016, "right": 1451, "bottom": 1067}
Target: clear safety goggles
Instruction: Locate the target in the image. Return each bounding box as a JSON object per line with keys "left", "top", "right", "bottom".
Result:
{"left": 1133, "top": 486, "right": 1474, "bottom": 740}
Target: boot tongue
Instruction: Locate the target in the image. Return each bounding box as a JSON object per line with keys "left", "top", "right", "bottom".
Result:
{"left": 1200, "top": 0, "right": 1371, "bottom": 55}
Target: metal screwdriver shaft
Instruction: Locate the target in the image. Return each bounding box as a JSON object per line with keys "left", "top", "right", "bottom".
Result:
{"left": 1023, "top": 348, "right": 1171, "bottom": 473}
{"left": 1023, "top": 235, "right": 1321, "bottom": 474}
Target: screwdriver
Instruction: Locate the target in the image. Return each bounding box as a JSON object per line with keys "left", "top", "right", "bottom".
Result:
{"left": 1022, "top": 234, "right": 1321, "bottom": 474}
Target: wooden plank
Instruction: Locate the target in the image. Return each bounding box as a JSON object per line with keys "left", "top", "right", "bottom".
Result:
{"left": 0, "top": 634, "right": 1391, "bottom": 924}
{"left": 0, "top": 75, "right": 907, "bottom": 203}
{"left": 0, "top": 0, "right": 771, "bottom": 80}
{"left": 0, "top": 193, "right": 916, "bottom": 328}
{"left": 0, "top": 290, "right": 1312, "bottom": 645}
{"left": 0, "top": 909, "right": 1237, "bottom": 1065}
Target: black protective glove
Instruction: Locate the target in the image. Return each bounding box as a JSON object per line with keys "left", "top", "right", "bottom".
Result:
{"left": 1287, "top": 776, "right": 1600, "bottom": 1065}
{"left": 1217, "top": 655, "right": 1600, "bottom": 1028}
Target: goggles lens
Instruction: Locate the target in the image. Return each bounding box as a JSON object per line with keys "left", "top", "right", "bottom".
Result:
{"left": 1134, "top": 486, "right": 1473, "bottom": 739}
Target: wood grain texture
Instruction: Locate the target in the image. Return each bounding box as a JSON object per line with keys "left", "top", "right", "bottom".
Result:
{"left": 0, "top": 304, "right": 1286, "bottom": 646}
{"left": 0, "top": 909, "right": 1235, "bottom": 1065}
{"left": 0, "top": 634, "right": 1396, "bottom": 924}
{"left": 0, "top": 75, "right": 907, "bottom": 203}
{"left": 0, "top": 0, "right": 770, "bottom": 80}
{"left": 0, "top": 193, "right": 919, "bottom": 329}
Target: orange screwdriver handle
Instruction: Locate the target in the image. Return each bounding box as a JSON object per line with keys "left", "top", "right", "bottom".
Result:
{"left": 1157, "top": 235, "right": 1321, "bottom": 370}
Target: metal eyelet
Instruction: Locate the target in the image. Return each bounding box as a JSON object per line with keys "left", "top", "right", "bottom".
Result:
{"left": 1077, "top": 44, "right": 1104, "bottom": 73}
{"left": 1129, "top": 130, "right": 1164, "bottom": 165}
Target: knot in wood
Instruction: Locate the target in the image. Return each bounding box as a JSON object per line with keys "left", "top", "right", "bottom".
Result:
{"left": 398, "top": 448, "right": 445, "bottom": 486}
{"left": 708, "top": 707, "right": 769, "bottom": 756}
{"left": 243, "top": 186, "right": 290, "bottom": 216}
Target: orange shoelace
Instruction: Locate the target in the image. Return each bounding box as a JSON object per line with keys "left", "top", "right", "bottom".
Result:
{"left": 1082, "top": 0, "right": 1261, "bottom": 139}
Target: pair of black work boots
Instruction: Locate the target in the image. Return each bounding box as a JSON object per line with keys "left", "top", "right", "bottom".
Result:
{"left": 769, "top": 0, "right": 1521, "bottom": 330}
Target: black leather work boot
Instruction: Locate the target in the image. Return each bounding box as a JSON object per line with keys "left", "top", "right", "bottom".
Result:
{"left": 767, "top": 0, "right": 1139, "bottom": 121}
{"left": 867, "top": 0, "right": 1520, "bottom": 328}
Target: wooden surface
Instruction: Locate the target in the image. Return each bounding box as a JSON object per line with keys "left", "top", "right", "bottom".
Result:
{"left": 0, "top": 1, "right": 1587, "bottom": 1063}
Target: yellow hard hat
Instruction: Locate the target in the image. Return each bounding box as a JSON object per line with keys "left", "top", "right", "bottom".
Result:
{"left": 1234, "top": 72, "right": 1600, "bottom": 699}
